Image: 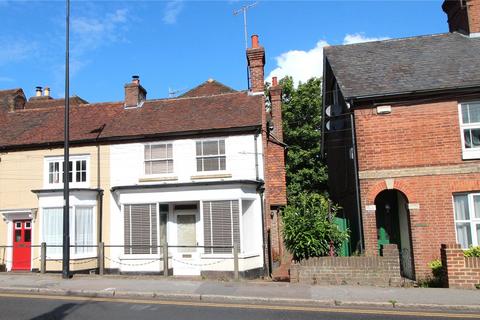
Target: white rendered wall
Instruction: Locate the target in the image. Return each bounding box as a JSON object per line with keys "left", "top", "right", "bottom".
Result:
{"left": 110, "top": 133, "right": 264, "bottom": 187}
{"left": 108, "top": 185, "right": 264, "bottom": 273}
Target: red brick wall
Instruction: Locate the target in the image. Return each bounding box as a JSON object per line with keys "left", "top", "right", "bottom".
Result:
{"left": 360, "top": 174, "right": 480, "bottom": 277}
{"left": 441, "top": 243, "right": 480, "bottom": 289}
{"left": 355, "top": 101, "right": 464, "bottom": 171}
{"left": 355, "top": 98, "right": 480, "bottom": 279}
{"left": 290, "top": 244, "right": 402, "bottom": 286}
{"left": 468, "top": 0, "right": 480, "bottom": 33}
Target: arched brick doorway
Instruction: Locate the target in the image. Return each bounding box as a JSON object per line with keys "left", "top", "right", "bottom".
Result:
{"left": 374, "top": 189, "right": 414, "bottom": 279}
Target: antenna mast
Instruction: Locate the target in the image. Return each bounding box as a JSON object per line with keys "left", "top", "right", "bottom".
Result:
{"left": 233, "top": 2, "right": 257, "bottom": 50}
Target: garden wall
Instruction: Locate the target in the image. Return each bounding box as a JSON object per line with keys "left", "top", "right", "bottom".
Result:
{"left": 441, "top": 243, "right": 480, "bottom": 289}
{"left": 290, "top": 244, "right": 402, "bottom": 286}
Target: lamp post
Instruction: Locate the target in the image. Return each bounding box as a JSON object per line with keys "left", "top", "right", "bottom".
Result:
{"left": 62, "top": 0, "right": 71, "bottom": 279}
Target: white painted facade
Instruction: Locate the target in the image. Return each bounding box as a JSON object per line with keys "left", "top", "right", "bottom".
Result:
{"left": 109, "top": 133, "right": 265, "bottom": 275}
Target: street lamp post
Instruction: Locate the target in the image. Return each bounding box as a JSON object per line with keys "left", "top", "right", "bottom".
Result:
{"left": 62, "top": 0, "right": 71, "bottom": 279}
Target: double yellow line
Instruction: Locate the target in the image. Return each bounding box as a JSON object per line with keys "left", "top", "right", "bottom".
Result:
{"left": 0, "top": 292, "right": 478, "bottom": 318}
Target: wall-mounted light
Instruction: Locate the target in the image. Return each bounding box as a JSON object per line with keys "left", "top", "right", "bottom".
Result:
{"left": 385, "top": 203, "right": 391, "bottom": 214}
{"left": 376, "top": 105, "right": 392, "bottom": 115}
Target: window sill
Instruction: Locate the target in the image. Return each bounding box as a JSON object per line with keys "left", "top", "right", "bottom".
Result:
{"left": 462, "top": 151, "right": 480, "bottom": 160}
{"left": 200, "top": 253, "right": 260, "bottom": 259}
{"left": 119, "top": 254, "right": 162, "bottom": 260}
{"left": 139, "top": 176, "right": 178, "bottom": 183}
{"left": 43, "top": 183, "right": 90, "bottom": 189}
{"left": 46, "top": 254, "right": 96, "bottom": 261}
{"left": 191, "top": 173, "right": 232, "bottom": 180}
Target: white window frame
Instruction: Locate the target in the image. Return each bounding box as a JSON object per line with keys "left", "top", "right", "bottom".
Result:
{"left": 44, "top": 155, "right": 90, "bottom": 188}
{"left": 40, "top": 205, "right": 97, "bottom": 260}
{"left": 143, "top": 142, "right": 174, "bottom": 176}
{"left": 195, "top": 138, "right": 227, "bottom": 173}
{"left": 459, "top": 102, "right": 480, "bottom": 160}
{"left": 453, "top": 193, "right": 480, "bottom": 249}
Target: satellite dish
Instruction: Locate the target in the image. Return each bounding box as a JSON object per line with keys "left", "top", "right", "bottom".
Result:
{"left": 326, "top": 118, "right": 345, "bottom": 131}
{"left": 325, "top": 104, "right": 342, "bottom": 117}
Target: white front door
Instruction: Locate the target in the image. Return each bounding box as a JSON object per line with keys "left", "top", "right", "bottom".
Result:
{"left": 172, "top": 209, "right": 200, "bottom": 276}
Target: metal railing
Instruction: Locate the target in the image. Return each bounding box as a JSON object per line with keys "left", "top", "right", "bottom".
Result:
{"left": 0, "top": 243, "right": 240, "bottom": 280}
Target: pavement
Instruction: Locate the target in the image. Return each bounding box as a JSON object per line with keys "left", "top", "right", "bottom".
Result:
{"left": 0, "top": 273, "right": 479, "bottom": 312}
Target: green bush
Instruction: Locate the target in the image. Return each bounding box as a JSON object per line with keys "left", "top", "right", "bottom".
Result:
{"left": 419, "top": 259, "right": 445, "bottom": 288}
{"left": 282, "top": 192, "right": 349, "bottom": 261}
{"left": 464, "top": 246, "right": 480, "bottom": 258}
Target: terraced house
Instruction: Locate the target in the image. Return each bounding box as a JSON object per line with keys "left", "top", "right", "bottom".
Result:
{"left": 323, "top": 0, "right": 480, "bottom": 284}
{"left": 0, "top": 35, "right": 287, "bottom": 278}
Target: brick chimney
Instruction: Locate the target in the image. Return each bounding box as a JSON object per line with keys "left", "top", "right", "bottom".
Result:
{"left": 269, "top": 76, "right": 283, "bottom": 140}
{"left": 443, "top": 0, "right": 480, "bottom": 35}
{"left": 246, "top": 35, "right": 265, "bottom": 94}
{"left": 125, "top": 75, "right": 147, "bottom": 108}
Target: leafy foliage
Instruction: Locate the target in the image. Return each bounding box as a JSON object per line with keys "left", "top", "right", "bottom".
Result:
{"left": 266, "top": 76, "right": 348, "bottom": 260}
{"left": 419, "top": 259, "right": 445, "bottom": 288}
{"left": 464, "top": 246, "right": 480, "bottom": 257}
{"left": 282, "top": 192, "right": 349, "bottom": 261}
{"left": 278, "top": 76, "right": 327, "bottom": 199}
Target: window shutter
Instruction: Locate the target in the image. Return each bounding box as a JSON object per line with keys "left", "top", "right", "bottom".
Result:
{"left": 124, "top": 205, "right": 131, "bottom": 254}
{"left": 203, "top": 201, "right": 212, "bottom": 254}
{"left": 203, "top": 200, "right": 240, "bottom": 254}
{"left": 231, "top": 200, "right": 240, "bottom": 250}
{"left": 124, "top": 204, "right": 157, "bottom": 254}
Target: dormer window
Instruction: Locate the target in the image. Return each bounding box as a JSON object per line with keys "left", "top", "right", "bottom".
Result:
{"left": 460, "top": 102, "right": 480, "bottom": 159}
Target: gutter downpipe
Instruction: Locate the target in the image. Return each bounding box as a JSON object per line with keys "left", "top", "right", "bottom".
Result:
{"left": 258, "top": 184, "right": 269, "bottom": 277}
{"left": 320, "top": 57, "right": 327, "bottom": 159}
{"left": 349, "top": 99, "right": 364, "bottom": 253}
{"left": 254, "top": 130, "right": 260, "bottom": 180}
{"left": 256, "top": 127, "right": 268, "bottom": 276}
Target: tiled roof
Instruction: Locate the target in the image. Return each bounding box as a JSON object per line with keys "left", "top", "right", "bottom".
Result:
{"left": 0, "top": 90, "right": 262, "bottom": 150}
{"left": 324, "top": 32, "right": 480, "bottom": 99}
{"left": 26, "top": 96, "right": 88, "bottom": 109}
{"left": 180, "top": 79, "right": 236, "bottom": 97}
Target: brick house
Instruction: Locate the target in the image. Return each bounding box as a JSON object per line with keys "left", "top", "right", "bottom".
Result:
{"left": 322, "top": 0, "right": 480, "bottom": 281}
{"left": 0, "top": 35, "right": 287, "bottom": 277}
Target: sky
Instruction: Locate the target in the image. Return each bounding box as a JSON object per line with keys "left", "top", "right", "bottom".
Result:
{"left": 0, "top": 0, "right": 447, "bottom": 103}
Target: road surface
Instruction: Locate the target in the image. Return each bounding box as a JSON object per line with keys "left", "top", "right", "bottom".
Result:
{"left": 0, "top": 292, "right": 478, "bottom": 320}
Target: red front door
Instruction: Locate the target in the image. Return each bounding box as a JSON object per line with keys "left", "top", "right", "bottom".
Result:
{"left": 12, "top": 220, "right": 32, "bottom": 271}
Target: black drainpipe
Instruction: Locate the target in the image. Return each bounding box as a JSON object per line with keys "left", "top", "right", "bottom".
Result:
{"left": 349, "top": 99, "right": 364, "bottom": 253}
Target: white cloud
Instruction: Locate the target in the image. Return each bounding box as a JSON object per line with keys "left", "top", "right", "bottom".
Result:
{"left": 163, "top": 0, "right": 184, "bottom": 25}
{"left": 343, "top": 33, "right": 389, "bottom": 45}
{"left": 72, "top": 8, "right": 129, "bottom": 54}
{"left": 266, "top": 40, "right": 328, "bottom": 86}
{"left": 267, "top": 33, "right": 389, "bottom": 86}
{"left": 0, "top": 40, "right": 37, "bottom": 66}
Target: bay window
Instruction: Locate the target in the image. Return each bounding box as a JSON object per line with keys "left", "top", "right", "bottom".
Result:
{"left": 42, "top": 206, "right": 95, "bottom": 257}
{"left": 453, "top": 193, "right": 480, "bottom": 248}
{"left": 203, "top": 200, "right": 240, "bottom": 254}
{"left": 124, "top": 203, "right": 168, "bottom": 255}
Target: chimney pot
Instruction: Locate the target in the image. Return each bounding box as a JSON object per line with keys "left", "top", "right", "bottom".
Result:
{"left": 272, "top": 76, "right": 278, "bottom": 86}
{"left": 251, "top": 35, "right": 259, "bottom": 48}
{"left": 44, "top": 87, "right": 50, "bottom": 97}
{"left": 35, "top": 86, "right": 43, "bottom": 97}
{"left": 132, "top": 75, "right": 140, "bottom": 85}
